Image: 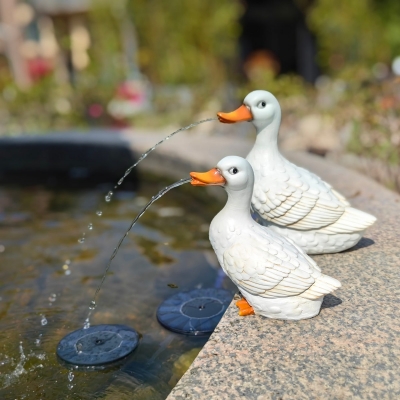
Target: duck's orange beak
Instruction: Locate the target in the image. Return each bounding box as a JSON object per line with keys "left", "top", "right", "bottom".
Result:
{"left": 217, "top": 105, "right": 252, "bottom": 124}
{"left": 190, "top": 168, "right": 226, "bottom": 186}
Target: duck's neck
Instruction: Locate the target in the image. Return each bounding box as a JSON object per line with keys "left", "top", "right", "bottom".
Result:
{"left": 222, "top": 188, "right": 253, "bottom": 220}
{"left": 253, "top": 116, "right": 281, "bottom": 154}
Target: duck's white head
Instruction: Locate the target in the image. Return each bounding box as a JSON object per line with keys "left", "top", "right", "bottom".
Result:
{"left": 190, "top": 156, "right": 254, "bottom": 211}
{"left": 217, "top": 90, "right": 281, "bottom": 134}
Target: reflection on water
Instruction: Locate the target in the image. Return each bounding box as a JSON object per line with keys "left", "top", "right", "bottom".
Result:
{"left": 0, "top": 177, "right": 234, "bottom": 399}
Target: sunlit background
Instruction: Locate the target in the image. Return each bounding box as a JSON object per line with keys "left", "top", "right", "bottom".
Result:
{"left": 0, "top": 0, "right": 399, "bottom": 182}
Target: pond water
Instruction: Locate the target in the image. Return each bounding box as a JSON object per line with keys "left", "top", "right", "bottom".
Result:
{"left": 0, "top": 174, "right": 234, "bottom": 399}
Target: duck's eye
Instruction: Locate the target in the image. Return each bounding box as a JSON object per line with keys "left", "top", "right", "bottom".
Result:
{"left": 229, "top": 167, "right": 239, "bottom": 175}
{"left": 257, "top": 101, "right": 267, "bottom": 109}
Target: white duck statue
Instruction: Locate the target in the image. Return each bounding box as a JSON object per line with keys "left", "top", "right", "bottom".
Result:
{"left": 217, "top": 90, "right": 376, "bottom": 254}
{"left": 190, "top": 156, "right": 341, "bottom": 320}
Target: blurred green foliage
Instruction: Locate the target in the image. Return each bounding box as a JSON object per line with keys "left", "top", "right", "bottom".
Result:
{"left": 128, "top": 0, "right": 241, "bottom": 85}
{"left": 1, "top": 0, "right": 399, "bottom": 175}
{"left": 238, "top": 70, "right": 311, "bottom": 102}
{"left": 343, "top": 80, "right": 400, "bottom": 165}
{"left": 127, "top": 0, "right": 242, "bottom": 127}
{"left": 0, "top": 0, "right": 242, "bottom": 134}
{"left": 375, "top": 0, "right": 400, "bottom": 57}
{"left": 308, "top": 0, "right": 400, "bottom": 75}
{"left": 309, "top": 0, "right": 400, "bottom": 167}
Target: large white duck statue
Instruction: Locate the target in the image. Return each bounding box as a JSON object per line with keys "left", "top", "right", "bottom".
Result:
{"left": 190, "top": 156, "right": 341, "bottom": 320}
{"left": 217, "top": 90, "right": 376, "bottom": 254}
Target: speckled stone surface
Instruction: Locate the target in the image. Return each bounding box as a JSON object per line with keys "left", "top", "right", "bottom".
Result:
{"left": 166, "top": 151, "right": 400, "bottom": 400}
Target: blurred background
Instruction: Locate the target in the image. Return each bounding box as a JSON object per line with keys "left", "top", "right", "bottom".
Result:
{"left": 0, "top": 0, "right": 399, "bottom": 189}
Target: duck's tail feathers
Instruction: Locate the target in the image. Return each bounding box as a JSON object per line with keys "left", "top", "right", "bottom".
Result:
{"left": 319, "top": 207, "right": 376, "bottom": 234}
{"left": 300, "top": 274, "right": 341, "bottom": 300}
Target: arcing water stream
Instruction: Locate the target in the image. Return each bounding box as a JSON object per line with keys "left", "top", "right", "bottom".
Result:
{"left": 78, "top": 118, "right": 216, "bottom": 245}
{"left": 84, "top": 178, "right": 192, "bottom": 328}
{"left": 108, "top": 117, "right": 217, "bottom": 200}
{"left": 79, "top": 117, "right": 217, "bottom": 327}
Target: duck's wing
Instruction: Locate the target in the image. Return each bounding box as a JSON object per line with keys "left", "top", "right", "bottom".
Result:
{"left": 252, "top": 162, "right": 348, "bottom": 230}
{"left": 279, "top": 234, "right": 321, "bottom": 272}
{"left": 223, "top": 236, "right": 325, "bottom": 299}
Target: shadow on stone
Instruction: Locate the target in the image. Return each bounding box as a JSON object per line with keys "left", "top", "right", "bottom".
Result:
{"left": 321, "top": 294, "right": 342, "bottom": 309}
{"left": 343, "top": 237, "right": 375, "bottom": 253}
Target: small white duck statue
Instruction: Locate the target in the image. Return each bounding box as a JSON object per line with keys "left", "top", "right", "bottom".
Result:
{"left": 217, "top": 90, "right": 376, "bottom": 254}
{"left": 190, "top": 156, "right": 341, "bottom": 320}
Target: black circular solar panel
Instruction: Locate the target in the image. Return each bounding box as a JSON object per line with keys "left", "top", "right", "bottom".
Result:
{"left": 157, "top": 288, "right": 233, "bottom": 336}
{"left": 57, "top": 324, "right": 139, "bottom": 366}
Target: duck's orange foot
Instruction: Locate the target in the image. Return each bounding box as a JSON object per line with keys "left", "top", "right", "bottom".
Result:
{"left": 235, "top": 298, "right": 255, "bottom": 316}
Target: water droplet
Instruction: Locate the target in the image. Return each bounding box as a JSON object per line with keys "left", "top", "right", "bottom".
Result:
{"left": 118, "top": 178, "right": 123, "bottom": 185}
{"left": 40, "top": 315, "right": 47, "bottom": 326}
{"left": 48, "top": 293, "right": 56, "bottom": 302}
{"left": 96, "top": 211, "right": 102, "bottom": 216}
{"left": 105, "top": 191, "right": 113, "bottom": 202}
{"left": 65, "top": 269, "right": 71, "bottom": 275}
{"left": 78, "top": 238, "right": 85, "bottom": 244}
{"left": 68, "top": 371, "right": 74, "bottom": 382}
{"left": 76, "top": 343, "right": 83, "bottom": 353}
{"left": 88, "top": 223, "right": 93, "bottom": 230}
{"left": 83, "top": 318, "right": 90, "bottom": 329}
{"left": 35, "top": 338, "right": 41, "bottom": 346}
{"left": 89, "top": 300, "right": 96, "bottom": 310}
{"left": 68, "top": 383, "right": 74, "bottom": 390}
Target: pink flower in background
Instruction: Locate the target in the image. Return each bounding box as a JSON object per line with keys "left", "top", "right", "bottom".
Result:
{"left": 108, "top": 79, "right": 152, "bottom": 120}
{"left": 88, "top": 103, "right": 104, "bottom": 118}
